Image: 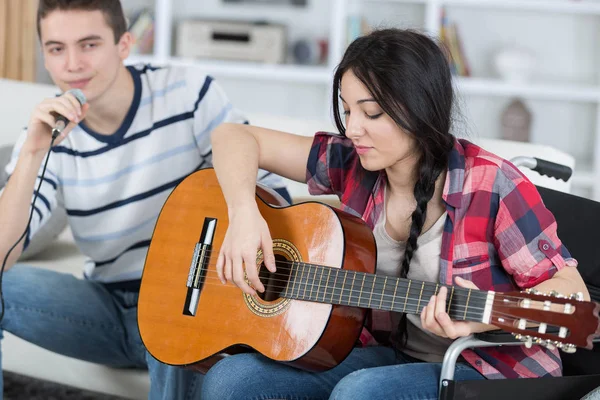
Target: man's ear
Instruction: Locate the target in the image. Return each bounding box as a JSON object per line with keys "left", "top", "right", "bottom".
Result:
{"left": 118, "top": 32, "right": 133, "bottom": 60}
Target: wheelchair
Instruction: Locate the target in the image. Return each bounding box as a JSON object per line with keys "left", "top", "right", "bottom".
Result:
{"left": 439, "top": 157, "right": 600, "bottom": 400}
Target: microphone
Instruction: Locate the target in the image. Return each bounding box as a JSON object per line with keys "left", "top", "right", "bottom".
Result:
{"left": 51, "top": 88, "right": 87, "bottom": 139}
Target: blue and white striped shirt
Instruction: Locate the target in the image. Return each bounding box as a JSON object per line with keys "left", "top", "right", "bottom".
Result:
{"left": 6, "top": 64, "right": 287, "bottom": 286}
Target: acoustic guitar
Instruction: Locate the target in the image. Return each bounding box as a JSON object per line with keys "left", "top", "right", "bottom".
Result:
{"left": 138, "top": 168, "right": 600, "bottom": 373}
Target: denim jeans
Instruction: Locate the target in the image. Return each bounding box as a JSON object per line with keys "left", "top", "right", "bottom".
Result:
{"left": 0, "top": 265, "right": 204, "bottom": 400}
{"left": 201, "top": 344, "right": 484, "bottom": 400}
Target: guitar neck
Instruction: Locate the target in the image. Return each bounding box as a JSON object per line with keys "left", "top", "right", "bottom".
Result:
{"left": 281, "top": 263, "right": 490, "bottom": 324}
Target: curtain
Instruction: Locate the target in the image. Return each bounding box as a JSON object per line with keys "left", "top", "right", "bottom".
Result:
{"left": 0, "top": 0, "right": 38, "bottom": 82}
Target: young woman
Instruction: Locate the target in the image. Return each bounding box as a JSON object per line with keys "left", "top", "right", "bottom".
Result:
{"left": 203, "top": 29, "right": 589, "bottom": 400}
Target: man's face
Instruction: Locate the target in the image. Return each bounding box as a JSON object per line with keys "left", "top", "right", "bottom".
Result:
{"left": 40, "top": 9, "right": 131, "bottom": 102}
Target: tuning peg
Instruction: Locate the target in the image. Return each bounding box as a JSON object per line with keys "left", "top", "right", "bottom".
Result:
{"left": 533, "top": 337, "right": 543, "bottom": 345}
{"left": 562, "top": 344, "right": 577, "bottom": 354}
{"left": 525, "top": 288, "right": 540, "bottom": 295}
{"left": 569, "top": 292, "right": 585, "bottom": 301}
{"left": 544, "top": 340, "right": 556, "bottom": 350}
{"left": 523, "top": 335, "right": 533, "bottom": 348}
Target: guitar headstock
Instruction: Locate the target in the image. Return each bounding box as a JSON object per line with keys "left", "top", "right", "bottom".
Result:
{"left": 490, "top": 289, "right": 600, "bottom": 353}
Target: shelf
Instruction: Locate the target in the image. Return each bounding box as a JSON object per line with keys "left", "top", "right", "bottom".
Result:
{"left": 455, "top": 77, "right": 600, "bottom": 102}
{"left": 126, "top": 55, "right": 333, "bottom": 84}
{"left": 370, "top": 0, "right": 600, "bottom": 14}
{"left": 443, "top": 0, "right": 600, "bottom": 15}
{"left": 124, "top": 58, "right": 600, "bottom": 101}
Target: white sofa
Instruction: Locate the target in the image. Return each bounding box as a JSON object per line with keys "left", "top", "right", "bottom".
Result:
{"left": 0, "top": 78, "right": 575, "bottom": 399}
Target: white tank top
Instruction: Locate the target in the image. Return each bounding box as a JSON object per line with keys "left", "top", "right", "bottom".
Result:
{"left": 373, "top": 206, "right": 454, "bottom": 362}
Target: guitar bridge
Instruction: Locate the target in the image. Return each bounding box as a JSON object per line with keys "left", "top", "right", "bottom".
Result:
{"left": 183, "top": 217, "right": 217, "bottom": 316}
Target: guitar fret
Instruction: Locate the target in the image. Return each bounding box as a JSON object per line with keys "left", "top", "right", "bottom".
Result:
{"left": 292, "top": 263, "right": 302, "bottom": 298}
{"left": 416, "top": 281, "right": 425, "bottom": 313}
{"left": 316, "top": 267, "right": 324, "bottom": 302}
{"left": 447, "top": 286, "right": 454, "bottom": 314}
{"left": 294, "top": 264, "right": 301, "bottom": 299}
{"left": 323, "top": 269, "right": 331, "bottom": 303}
{"left": 330, "top": 269, "right": 339, "bottom": 305}
{"left": 391, "top": 279, "right": 398, "bottom": 310}
{"left": 340, "top": 270, "right": 348, "bottom": 304}
{"left": 313, "top": 266, "right": 320, "bottom": 301}
{"left": 403, "top": 281, "right": 411, "bottom": 312}
{"left": 368, "top": 275, "right": 376, "bottom": 308}
{"left": 350, "top": 272, "right": 357, "bottom": 306}
{"left": 293, "top": 262, "right": 301, "bottom": 297}
{"left": 308, "top": 265, "right": 315, "bottom": 301}
{"left": 288, "top": 262, "right": 296, "bottom": 297}
{"left": 379, "top": 276, "right": 388, "bottom": 309}
{"left": 301, "top": 264, "right": 308, "bottom": 300}
{"left": 357, "top": 274, "right": 366, "bottom": 306}
{"left": 464, "top": 288, "right": 472, "bottom": 320}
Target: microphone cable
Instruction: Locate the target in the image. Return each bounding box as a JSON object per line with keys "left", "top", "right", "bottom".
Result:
{"left": 0, "top": 134, "right": 58, "bottom": 324}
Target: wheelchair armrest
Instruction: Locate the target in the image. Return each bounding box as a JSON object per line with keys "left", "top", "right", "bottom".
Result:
{"left": 473, "top": 330, "right": 519, "bottom": 343}
{"left": 440, "top": 331, "right": 600, "bottom": 393}
{"left": 439, "top": 334, "right": 525, "bottom": 392}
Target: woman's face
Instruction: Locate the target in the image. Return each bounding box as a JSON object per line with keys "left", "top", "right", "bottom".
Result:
{"left": 340, "top": 70, "right": 418, "bottom": 172}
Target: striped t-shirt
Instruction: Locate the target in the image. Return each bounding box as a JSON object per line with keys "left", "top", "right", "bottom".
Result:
{"left": 5, "top": 64, "right": 287, "bottom": 287}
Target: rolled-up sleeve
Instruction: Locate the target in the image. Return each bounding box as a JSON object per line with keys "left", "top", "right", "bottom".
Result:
{"left": 493, "top": 169, "right": 577, "bottom": 289}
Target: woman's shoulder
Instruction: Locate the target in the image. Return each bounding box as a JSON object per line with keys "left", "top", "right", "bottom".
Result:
{"left": 458, "top": 139, "right": 531, "bottom": 194}
{"left": 313, "top": 131, "right": 352, "bottom": 146}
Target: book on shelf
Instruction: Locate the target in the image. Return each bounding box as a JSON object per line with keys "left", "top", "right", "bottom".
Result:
{"left": 128, "top": 8, "right": 154, "bottom": 55}
{"left": 440, "top": 9, "right": 470, "bottom": 77}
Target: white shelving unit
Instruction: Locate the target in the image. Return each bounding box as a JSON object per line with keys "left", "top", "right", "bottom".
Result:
{"left": 126, "top": 0, "right": 346, "bottom": 85}
{"left": 372, "top": 0, "right": 600, "bottom": 15}
{"left": 363, "top": 0, "right": 600, "bottom": 199}
{"left": 456, "top": 77, "right": 600, "bottom": 103}
{"left": 124, "top": 0, "right": 600, "bottom": 199}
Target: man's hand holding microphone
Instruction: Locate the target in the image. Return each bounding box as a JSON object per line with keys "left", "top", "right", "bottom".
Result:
{"left": 0, "top": 88, "right": 88, "bottom": 273}
{"left": 22, "top": 88, "right": 88, "bottom": 156}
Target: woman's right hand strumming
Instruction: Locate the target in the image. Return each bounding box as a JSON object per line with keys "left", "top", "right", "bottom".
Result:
{"left": 23, "top": 92, "right": 89, "bottom": 156}
{"left": 210, "top": 122, "right": 313, "bottom": 296}
{"left": 216, "top": 203, "right": 277, "bottom": 296}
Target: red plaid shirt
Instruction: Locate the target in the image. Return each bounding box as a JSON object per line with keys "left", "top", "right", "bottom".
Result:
{"left": 306, "top": 132, "right": 577, "bottom": 379}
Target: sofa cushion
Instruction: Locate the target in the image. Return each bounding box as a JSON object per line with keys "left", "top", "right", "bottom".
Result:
{"left": 0, "top": 144, "right": 11, "bottom": 187}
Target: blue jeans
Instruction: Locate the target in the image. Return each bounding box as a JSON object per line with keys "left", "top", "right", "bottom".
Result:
{"left": 202, "top": 345, "right": 484, "bottom": 400}
{"left": 0, "top": 265, "right": 203, "bottom": 400}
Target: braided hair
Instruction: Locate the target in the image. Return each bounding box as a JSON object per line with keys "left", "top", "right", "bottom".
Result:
{"left": 332, "top": 29, "right": 456, "bottom": 348}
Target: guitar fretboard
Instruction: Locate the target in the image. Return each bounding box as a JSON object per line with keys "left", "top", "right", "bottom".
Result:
{"left": 280, "top": 263, "right": 487, "bottom": 323}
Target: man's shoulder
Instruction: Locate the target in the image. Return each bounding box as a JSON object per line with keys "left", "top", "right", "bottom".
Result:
{"left": 132, "top": 63, "right": 213, "bottom": 88}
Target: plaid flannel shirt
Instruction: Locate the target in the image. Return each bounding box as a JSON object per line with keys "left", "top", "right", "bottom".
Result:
{"left": 306, "top": 132, "right": 578, "bottom": 379}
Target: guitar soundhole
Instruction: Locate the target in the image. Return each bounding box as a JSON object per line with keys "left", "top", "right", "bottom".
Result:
{"left": 257, "top": 254, "right": 291, "bottom": 302}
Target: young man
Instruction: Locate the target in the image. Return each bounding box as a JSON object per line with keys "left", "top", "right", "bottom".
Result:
{"left": 0, "top": 1, "right": 289, "bottom": 398}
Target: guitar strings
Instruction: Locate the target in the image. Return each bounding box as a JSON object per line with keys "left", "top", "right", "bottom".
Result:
{"left": 176, "top": 256, "right": 572, "bottom": 306}
{"left": 160, "top": 278, "right": 575, "bottom": 336}
{"left": 175, "top": 275, "right": 573, "bottom": 324}
{"left": 183, "top": 246, "right": 577, "bottom": 304}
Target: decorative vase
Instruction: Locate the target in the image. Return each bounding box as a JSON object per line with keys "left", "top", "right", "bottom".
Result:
{"left": 494, "top": 47, "right": 537, "bottom": 83}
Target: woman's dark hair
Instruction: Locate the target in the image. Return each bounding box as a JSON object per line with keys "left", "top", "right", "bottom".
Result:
{"left": 332, "top": 29, "right": 456, "bottom": 348}
{"left": 37, "top": 0, "right": 127, "bottom": 44}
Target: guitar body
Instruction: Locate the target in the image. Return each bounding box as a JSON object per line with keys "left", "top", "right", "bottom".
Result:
{"left": 138, "top": 168, "right": 376, "bottom": 372}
